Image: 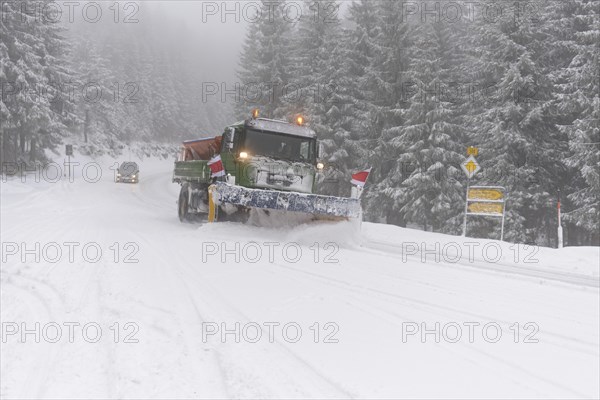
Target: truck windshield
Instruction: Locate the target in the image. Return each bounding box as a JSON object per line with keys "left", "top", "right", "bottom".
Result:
{"left": 243, "top": 129, "right": 316, "bottom": 163}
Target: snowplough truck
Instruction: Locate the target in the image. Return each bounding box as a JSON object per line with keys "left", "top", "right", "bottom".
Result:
{"left": 172, "top": 111, "right": 361, "bottom": 223}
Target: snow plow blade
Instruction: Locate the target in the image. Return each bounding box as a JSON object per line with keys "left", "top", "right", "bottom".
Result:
{"left": 209, "top": 182, "right": 361, "bottom": 222}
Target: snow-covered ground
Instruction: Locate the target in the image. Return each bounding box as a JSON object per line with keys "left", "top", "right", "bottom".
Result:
{"left": 1, "top": 157, "right": 599, "bottom": 399}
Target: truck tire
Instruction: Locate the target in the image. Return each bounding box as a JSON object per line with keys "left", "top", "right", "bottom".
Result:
{"left": 178, "top": 185, "right": 190, "bottom": 222}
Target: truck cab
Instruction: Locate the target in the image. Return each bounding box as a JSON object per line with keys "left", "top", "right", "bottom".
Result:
{"left": 220, "top": 117, "right": 322, "bottom": 194}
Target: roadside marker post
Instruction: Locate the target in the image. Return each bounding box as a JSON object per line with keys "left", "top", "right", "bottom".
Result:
{"left": 65, "top": 144, "right": 73, "bottom": 179}
{"left": 461, "top": 152, "right": 480, "bottom": 236}
{"left": 557, "top": 190, "right": 563, "bottom": 248}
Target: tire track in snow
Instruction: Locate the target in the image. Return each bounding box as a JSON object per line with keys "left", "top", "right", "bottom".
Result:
{"left": 130, "top": 233, "right": 230, "bottom": 398}
{"left": 1, "top": 190, "right": 127, "bottom": 398}
{"left": 133, "top": 166, "right": 354, "bottom": 397}
{"left": 254, "top": 259, "right": 593, "bottom": 398}
{"left": 0, "top": 270, "right": 73, "bottom": 399}
{"left": 168, "top": 248, "right": 355, "bottom": 399}
{"left": 363, "top": 239, "right": 599, "bottom": 288}
{"left": 329, "top": 247, "right": 598, "bottom": 345}
{"left": 261, "top": 259, "right": 599, "bottom": 356}
{"left": 338, "top": 295, "right": 590, "bottom": 399}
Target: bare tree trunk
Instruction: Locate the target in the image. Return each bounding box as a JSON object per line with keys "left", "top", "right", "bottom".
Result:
{"left": 30, "top": 138, "right": 37, "bottom": 161}
{"left": 19, "top": 126, "right": 25, "bottom": 154}
{"left": 83, "top": 109, "right": 90, "bottom": 143}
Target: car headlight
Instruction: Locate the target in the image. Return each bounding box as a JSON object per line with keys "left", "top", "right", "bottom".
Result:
{"left": 316, "top": 162, "right": 324, "bottom": 170}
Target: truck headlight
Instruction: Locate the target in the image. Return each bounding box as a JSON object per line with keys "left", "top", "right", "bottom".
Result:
{"left": 316, "top": 162, "right": 324, "bottom": 170}
{"left": 239, "top": 152, "right": 248, "bottom": 159}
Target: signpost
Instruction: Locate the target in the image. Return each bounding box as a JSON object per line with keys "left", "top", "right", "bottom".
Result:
{"left": 65, "top": 145, "right": 73, "bottom": 179}
{"left": 465, "top": 186, "right": 506, "bottom": 241}
{"left": 461, "top": 152, "right": 480, "bottom": 236}
{"left": 460, "top": 147, "right": 507, "bottom": 241}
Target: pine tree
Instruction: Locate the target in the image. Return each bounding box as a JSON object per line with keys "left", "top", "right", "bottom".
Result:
{"left": 1, "top": 0, "right": 76, "bottom": 164}
{"left": 318, "top": 0, "right": 380, "bottom": 197}
{"left": 362, "top": 0, "right": 411, "bottom": 224}
{"left": 550, "top": 0, "right": 600, "bottom": 243}
{"left": 279, "top": 1, "right": 356, "bottom": 195}
{"left": 369, "top": 19, "right": 466, "bottom": 231}
{"left": 236, "top": 0, "right": 295, "bottom": 119}
{"left": 69, "top": 31, "right": 115, "bottom": 145}
{"left": 471, "top": 8, "right": 569, "bottom": 244}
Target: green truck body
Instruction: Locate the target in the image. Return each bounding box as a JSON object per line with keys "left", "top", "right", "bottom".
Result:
{"left": 173, "top": 116, "right": 360, "bottom": 222}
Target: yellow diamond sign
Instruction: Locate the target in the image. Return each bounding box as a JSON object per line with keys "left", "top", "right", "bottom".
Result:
{"left": 461, "top": 155, "right": 480, "bottom": 179}
{"left": 465, "top": 160, "right": 477, "bottom": 173}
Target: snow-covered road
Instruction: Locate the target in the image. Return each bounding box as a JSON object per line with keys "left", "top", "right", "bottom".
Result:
{"left": 1, "top": 158, "right": 599, "bottom": 399}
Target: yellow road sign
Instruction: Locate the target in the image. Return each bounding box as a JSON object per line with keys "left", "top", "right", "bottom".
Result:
{"left": 467, "top": 146, "right": 478, "bottom": 156}
{"left": 468, "top": 202, "right": 504, "bottom": 215}
{"left": 468, "top": 187, "right": 504, "bottom": 201}
{"left": 461, "top": 155, "right": 480, "bottom": 178}
{"left": 463, "top": 183, "right": 506, "bottom": 240}
{"left": 465, "top": 160, "right": 477, "bottom": 173}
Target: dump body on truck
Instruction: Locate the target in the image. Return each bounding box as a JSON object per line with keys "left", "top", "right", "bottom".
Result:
{"left": 173, "top": 137, "right": 222, "bottom": 184}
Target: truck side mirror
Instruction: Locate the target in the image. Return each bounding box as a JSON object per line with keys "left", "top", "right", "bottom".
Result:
{"left": 317, "top": 142, "right": 323, "bottom": 158}
{"left": 227, "top": 127, "right": 235, "bottom": 150}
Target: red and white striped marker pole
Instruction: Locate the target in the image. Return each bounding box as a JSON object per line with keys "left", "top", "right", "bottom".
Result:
{"left": 557, "top": 190, "right": 563, "bottom": 248}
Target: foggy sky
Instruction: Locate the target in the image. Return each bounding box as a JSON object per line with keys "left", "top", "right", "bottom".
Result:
{"left": 148, "top": 1, "right": 350, "bottom": 84}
